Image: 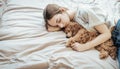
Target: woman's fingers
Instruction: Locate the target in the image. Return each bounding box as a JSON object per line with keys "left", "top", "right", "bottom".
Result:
{"left": 71, "top": 42, "right": 80, "bottom": 51}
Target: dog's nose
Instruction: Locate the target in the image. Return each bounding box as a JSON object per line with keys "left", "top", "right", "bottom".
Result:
{"left": 66, "top": 36, "right": 70, "bottom": 38}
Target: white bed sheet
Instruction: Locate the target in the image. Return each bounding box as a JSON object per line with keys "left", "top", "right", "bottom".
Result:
{"left": 0, "top": 0, "right": 119, "bottom": 69}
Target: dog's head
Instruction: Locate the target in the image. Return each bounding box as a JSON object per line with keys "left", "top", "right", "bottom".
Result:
{"left": 63, "top": 22, "right": 83, "bottom": 38}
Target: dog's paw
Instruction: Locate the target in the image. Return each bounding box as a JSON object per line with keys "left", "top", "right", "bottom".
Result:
{"left": 110, "top": 52, "right": 117, "bottom": 60}
{"left": 66, "top": 41, "right": 70, "bottom": 47}
{"left": 99, "top": 51, "right": 109, "bottom": 59}
{"left": 66, "top": 37, "right": 75, "bottom": 47}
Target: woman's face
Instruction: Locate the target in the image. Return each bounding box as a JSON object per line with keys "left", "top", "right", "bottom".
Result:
{"left": 48, "top": 12, "right": 70, "bottom": 28}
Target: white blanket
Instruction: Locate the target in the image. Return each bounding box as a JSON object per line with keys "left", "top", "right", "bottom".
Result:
{"left": 0, "top": 0, "right": 119, "bottom": 69}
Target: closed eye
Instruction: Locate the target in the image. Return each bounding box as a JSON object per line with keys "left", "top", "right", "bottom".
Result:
{"left": 58, "top": 18, "right": 61, "bottom": 23}
{"left": 56, "top": 18, "right": 61, "bottom": 23}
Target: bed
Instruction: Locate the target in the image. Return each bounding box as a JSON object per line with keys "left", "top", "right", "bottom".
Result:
{"left": 0, "top": 0, "right": 119, "bottom": 69}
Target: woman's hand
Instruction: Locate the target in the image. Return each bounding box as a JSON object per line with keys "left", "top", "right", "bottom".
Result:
{"left": 71, "top": 42, "right": 90, "bottom": 52}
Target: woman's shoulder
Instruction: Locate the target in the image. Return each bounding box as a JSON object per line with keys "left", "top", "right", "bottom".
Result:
{"left": 76, "top": 5, "right": 89, "bottom": 15}
{"left": 76, "top": 5, "right": 95, "bottom": 16}
{"left": 77, "top": 4, "right": 106, "bottom": 13}
{"left": 77, "top": 5, "right": 89, "bottom": 12}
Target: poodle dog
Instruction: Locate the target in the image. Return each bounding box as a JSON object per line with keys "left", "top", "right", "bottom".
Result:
{"left": 63, "top": 21, "right": 117, "bottom": 60}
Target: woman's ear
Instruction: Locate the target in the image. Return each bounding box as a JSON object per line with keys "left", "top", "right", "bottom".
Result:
{"left": 59, "top": 7, "right": 67, "bottom": 12}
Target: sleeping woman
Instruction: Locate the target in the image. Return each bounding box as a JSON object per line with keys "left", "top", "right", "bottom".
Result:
{"left": 43, "top": 4, "right": 120, "bottom": 67}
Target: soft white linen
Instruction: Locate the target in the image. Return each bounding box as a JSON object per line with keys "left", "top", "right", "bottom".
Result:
{"left": 0, "top": 0, "right": 119, "bottom": 69}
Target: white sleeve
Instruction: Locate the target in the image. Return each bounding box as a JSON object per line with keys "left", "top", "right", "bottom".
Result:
{"left": 86, "top": 7, "right": 106, "bottom": 29}
{"left": 74, "top": 6, "right": 107, "bottom": 32}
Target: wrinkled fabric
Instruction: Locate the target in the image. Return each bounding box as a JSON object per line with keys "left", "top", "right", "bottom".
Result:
{"left": 0, "top": 0, "right": 119, "bottom": 69}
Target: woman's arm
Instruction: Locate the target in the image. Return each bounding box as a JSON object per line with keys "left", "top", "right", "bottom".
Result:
{"left": 86, "top": 23, "right": 111, "bottom": 48}
{"left": 71, "top": 23, "right": 111, "bottom": 51}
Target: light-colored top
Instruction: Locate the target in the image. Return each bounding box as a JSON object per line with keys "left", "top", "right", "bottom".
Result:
{"left": 74, "top": 5, "right": 115, "bottom": 32}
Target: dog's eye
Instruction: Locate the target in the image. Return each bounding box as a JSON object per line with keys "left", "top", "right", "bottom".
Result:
{"left": 68, "top": 30, "right": 70, "bottom": 32}
{"left": 67, "top": 30, "right": 71, "bottom": 33}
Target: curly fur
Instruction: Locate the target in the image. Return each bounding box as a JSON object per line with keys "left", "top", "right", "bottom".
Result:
{"left": 63, "top": 22, "right": 117, "bottom": 60}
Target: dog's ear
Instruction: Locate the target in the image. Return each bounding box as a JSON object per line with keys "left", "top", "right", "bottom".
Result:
{"left": 71, "top": 23, "right": 79, "bottom": 36}
{"left": 65, "top": 23, "right": 74, "bottom": 37}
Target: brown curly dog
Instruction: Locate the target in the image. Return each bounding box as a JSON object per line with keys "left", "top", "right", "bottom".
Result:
{"left": 63, "top": 21, "right": 117, "bottom": 60}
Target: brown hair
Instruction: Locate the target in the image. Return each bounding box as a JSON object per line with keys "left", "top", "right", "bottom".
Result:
{"left": 43, "top": 4, "right": 62, "bottom": 30}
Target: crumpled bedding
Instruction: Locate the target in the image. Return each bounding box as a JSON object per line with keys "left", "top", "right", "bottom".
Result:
{"left": 0, "top": 0, "right": 119, "bottom": 69}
